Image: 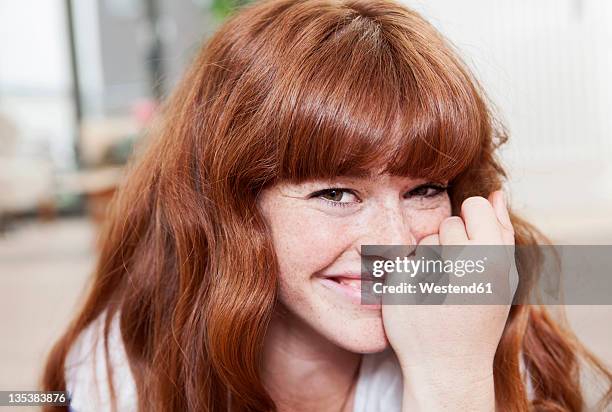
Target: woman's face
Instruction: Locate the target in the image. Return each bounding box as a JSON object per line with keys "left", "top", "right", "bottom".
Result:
{"left": 257, "top": 173, "right": 451, "bottom": 353}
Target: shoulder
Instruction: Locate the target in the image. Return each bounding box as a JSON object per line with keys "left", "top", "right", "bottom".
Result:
{"left": 64, "top": 311, "right": 137, "bottom": 412}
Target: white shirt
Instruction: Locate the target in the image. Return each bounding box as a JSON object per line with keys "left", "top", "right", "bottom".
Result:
{"left": 65, "top": 313, "right": 137, "bottom": 411}
{"left": 353, "top": 348, "right": 404, "bottom": 411}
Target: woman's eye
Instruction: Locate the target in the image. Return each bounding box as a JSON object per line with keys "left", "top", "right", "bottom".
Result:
{"left": 406, "top": 184, "right": 448, "bottom": 198}
{"left": 311, "top": 188, "right": 359, "bottom": 206}
{"left": 308, "top": 184, "right": 445, "bottom": 208}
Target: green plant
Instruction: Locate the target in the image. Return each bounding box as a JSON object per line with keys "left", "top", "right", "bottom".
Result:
{"left": 210, "top": 0, "right": 252, "bottom": 20}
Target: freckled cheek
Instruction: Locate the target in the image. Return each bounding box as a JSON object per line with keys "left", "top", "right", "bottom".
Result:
{"left": 269, "top": 210, "right": 355, "bottom": 282}
{"left": 405, "top": 203, "right": 452, "bottom": 241}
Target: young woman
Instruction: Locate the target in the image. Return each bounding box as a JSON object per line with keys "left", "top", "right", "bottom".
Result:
{"left": 43, "top": 0, "right": 612, "bottom": 411}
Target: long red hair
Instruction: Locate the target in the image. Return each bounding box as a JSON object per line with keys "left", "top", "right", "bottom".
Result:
{"left": 43, "top": 0, "right": 612, "bottom": 410}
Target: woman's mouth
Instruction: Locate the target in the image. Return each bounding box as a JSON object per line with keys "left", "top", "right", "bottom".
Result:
{"left": 316, "top": 273, "right": 381, "bottom": 308}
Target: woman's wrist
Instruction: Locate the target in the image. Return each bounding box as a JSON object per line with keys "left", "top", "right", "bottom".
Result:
{"left": 400, "top": 361, "right": 496, "bottom": 412}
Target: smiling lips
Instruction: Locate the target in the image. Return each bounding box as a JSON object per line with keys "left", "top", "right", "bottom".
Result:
{"left": 335, "top": 277, "right": 361, "bottom": 290}
{"left": 317, "top": 272, "right": 380, "bottom": 307}
{"left": 323, "top": 272, "right": 374, "bottom": 286}
{"left": 323, "top": 271, "right": 375, "bottom": 280}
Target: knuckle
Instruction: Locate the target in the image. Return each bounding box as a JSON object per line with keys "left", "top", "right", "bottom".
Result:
{"left": 442, "top": 215, "right": 462, "bottom": 224}
{"left": 461, "top": 196, "right": 488, "bottom": 213}
{"left": 440, "top": 216, "right": 462, "bottom": 230}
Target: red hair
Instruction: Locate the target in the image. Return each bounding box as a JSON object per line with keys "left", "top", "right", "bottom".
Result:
{"left": 43, "top": 0, "right": 612, "bottom": 410}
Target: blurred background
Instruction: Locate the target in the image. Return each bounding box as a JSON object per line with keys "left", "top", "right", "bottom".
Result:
{"left": 0, "top": 0, "right": 611, "bottom": 407}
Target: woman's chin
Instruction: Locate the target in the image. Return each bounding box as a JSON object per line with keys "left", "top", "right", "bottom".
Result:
{"left": 345, "top": 338, "right": 390, "bottom": 354}
{"left": 324, "top": 316, "right": 390, "bottom": 354}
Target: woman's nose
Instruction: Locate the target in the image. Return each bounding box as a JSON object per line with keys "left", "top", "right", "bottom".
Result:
{"left": 359, "top": 203, "right": 417, "bottom": 247}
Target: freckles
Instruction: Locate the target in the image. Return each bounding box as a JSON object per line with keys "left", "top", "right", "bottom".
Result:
{"left": 276, "top": 211, "right": 353, "bottom": 261}
{"left": 270, "top": 205, "right": 355, "bottom": 297}
{"left": 405, "top": 203, "right": 452, "bottom": 237}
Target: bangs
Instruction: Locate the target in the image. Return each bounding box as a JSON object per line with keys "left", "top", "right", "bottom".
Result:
{"left": 267, "top": 11, "right": 486, "bottom": 184}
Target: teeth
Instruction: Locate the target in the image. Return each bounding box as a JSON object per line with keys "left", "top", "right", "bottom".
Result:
{"left": 338, "top": 278, "right": 361, "bottom": 290}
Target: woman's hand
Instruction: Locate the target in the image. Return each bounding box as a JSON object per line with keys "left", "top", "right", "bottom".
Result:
{"left": 381, "top": 190, "right": 515, "bottom": 412}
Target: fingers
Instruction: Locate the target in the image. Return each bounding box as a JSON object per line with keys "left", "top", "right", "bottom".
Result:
{"left": 460, "top": 195, "right": 502, "bottom": 244}
{"left": 418, "top": 233, "right": 440, "bottom": 245}
{"left": 439, "top": 216, "right": 468, "bottom": 244}
{"left": 438, "top": 191, "right": 515, "bottom": 245}
{"left": 429, "top": 190, "right": 516, "bottom": 247}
